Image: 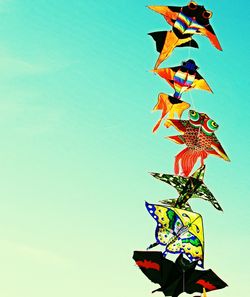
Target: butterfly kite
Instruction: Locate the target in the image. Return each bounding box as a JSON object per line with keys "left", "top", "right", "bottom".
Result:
{"left": 145, "top": 201, "right": 204, "bottom": 267}
{"left": 148, "top": 1, "right": 222, "bottom": 69}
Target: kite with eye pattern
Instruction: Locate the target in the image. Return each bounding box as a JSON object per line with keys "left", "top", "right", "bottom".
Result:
{"left": 148, "top": 1, "right": 222, "bottom": 69}
{"left": 133, "top": 251, "right": 228, "bottom": 297}
{"left": 166, "top": 110, "right": 230, "bottom": 177}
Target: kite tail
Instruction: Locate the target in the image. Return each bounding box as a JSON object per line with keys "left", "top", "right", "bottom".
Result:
{"left": 147, "top": 242, "right": 159, "bottom": 250}
{"left": 174, "top": 148, "right": 208, "bottom": 177}
{"left": 152, "top": 93, "right": 171, "bottom": 133}
{"left": 153, "top": 117, "right": 163, "bottom": 133}
{"left": 202, "top": 288, "right": 207, "bottom": 297}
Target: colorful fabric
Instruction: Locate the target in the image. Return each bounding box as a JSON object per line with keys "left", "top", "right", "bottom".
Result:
{"left": 166, "top": 110, "right": 230, "bottom": 177}
{"left": 152, "top": 93, "right": 190, "bottom": 132}
{"left": 148, "top": 2, "right": 222, "bottom": 68}
{"left": 153, "top": 60, "right": 212, "bottom": 98}
{"left": 174, "top": 12, "right": 203, "bottom": 35}
{"left": 173, "top": 70, "right": 196, "bottom": 98}
{"left": 145, "top": 202, "right": 204, "bottom": 267}
{"left": 150, "top": 165, "right": 223, "bottom": 211}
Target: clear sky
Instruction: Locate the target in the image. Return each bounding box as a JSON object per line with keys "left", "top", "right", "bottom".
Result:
{"left": 0, "top": 0, "right": 249, "bottom": 296}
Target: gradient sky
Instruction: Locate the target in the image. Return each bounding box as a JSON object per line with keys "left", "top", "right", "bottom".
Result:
{"left": 0, "top": 0, "right": 249, "bottom": 296}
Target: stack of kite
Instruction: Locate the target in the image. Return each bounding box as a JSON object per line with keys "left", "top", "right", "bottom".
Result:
{"left": 133, "top": 2, "right": 229, "bottom": 296}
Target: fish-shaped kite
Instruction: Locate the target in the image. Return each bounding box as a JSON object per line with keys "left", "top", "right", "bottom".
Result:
{"left": 148, "top": 1, "right": 222, "bottom": 69}
{"left": 150, "top": 165, "right": 223, "bottom": 211}
{"left": 152, "top": 60, "right": 212, "bottom": 132}
{"left": 146, "top": 202, "right": 204, "bottom": 267}
{"left": 152, "top": 93, "right": 190, "bottom": 132}
{"left": 133, "top": 251, "right": 228, "bottom": 297}
{"left": 166, "top": 110, "right": 230, "bottom": 177}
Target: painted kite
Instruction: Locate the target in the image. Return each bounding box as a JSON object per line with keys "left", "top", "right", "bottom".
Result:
{"left": 133, "top": 251, "right": 228, "bottom": 297}
{"left": 153, "top": 59, "right": 212, "bottom": 98}
{"left": 150, "top": 165, "right": 223, "bottom": 211}
{"left": 145, "top": 202, "right": 204, "bottom": 267}
{"left": 166, "top": 110, "right": 230, "bottom": 177}
{"left": 148, "top": 1, "right": 222, "bottom": 68}
{"left": 152, "top": 60, "right": 212, "bottom": 132}
{"left": 152, "top": 93, "right": 190, "bottom": 132}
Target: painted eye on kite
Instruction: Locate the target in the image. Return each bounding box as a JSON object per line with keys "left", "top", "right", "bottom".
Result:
{"left": 189, "top": 110, "right": 200, "bottom": 121}
{"left": 207, "top": 119, "right": 219, "bottom": 130}
{"left": 182, "top": 213, "right": 190, "bottom": 220}
{"left": 188, "top": 1, "right": 198, "bottom": 10}
{"left": 202, "top": 10, "right": 213, "bottom": 19}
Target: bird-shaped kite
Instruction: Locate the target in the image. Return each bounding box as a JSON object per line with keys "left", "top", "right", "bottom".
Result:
{"left": 152, "top": 60, "right": 212, "bottom": 132}
{"left": 166, "top": 110, "right": 230, "bottom": 177}
{"left": 133, "top": 251, "right": 228, "bottom": 297}
{"left": 153, "top": 59, "right": 212, "bottom": 99}
{"left": 148, "top": 1, "right": 222, "bottom": 69}
{"left": 145, "top": 202, "right": 204, "bottom": 267}
{"left": 150, "top": 165, "right": 223, "bottom": 211}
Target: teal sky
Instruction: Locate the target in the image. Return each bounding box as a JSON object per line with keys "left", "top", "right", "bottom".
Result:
{"left": 0, "top": 0, "right": 249, "bottom": 296}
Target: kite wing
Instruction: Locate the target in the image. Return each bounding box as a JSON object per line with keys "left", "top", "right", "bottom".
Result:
{"left": 198, "top": 25, "right": 222, "bottom": 51}
{"left": 133, "top": 252, "right": 227, "bottom": 296}
{"left": 147, "top": 5, "right": 181, "bottom": 26}
{"left": 148, "top": 31, "right": 168, "bottom": 53}
{"left": 152, "top": 67, "right": 179, "bottom": 88}
{"left": 149, "top": 172, "right": 189, "bottom": 194}
{"left": 192, "top": 72, "right": 213, "bottom": 92}
{"left": 185, "top": 268, "right": 228, "bottom": 294}
{"left": 133, "top": 252, "right": 192, "bottom": 297}
{"left": 193, "top": 184, "right": 223, "bottom": 211}
{"left": 166, "top": 207, "right": 204, "bottom": 266}
{"left": 133, "top": 251, "right": 175, "bottom": 286}
{"left": 145, "top": 202, "right": 204, "bottom": 267}
{"left": 208, "top": 134, "right": 230, "bottom": 161}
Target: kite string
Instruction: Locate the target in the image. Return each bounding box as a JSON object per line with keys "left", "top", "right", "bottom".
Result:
{"left": 188, "top": 39, "right": 196, "bottom": 110}
{"left": 183, "top": 269, "right": 185, "bottom": 293}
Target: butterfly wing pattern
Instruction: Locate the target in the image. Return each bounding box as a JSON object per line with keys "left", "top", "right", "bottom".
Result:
{"left": 145, "top": 202, "right": 204, "bottom": 267}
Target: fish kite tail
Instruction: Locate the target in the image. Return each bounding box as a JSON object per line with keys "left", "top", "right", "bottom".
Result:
{"left": 152, "top": 93, "right": 172, "bottom": 132}
{"left": 152, "top": 118, "right": 162, "bottom": 133}
{"left": 174, "top": 149, "right": 208, "bottom": 177}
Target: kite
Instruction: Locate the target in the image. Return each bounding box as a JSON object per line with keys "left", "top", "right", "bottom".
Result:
{"left": 150, "top": 165, "right": 223, "bottom": 211}
{"left": 152, "top": 93, "right": 190, "bottom": 132}
{"left": 145, "top": 202, "right": 204, "bottom": 267}
{"left": 166, "top": 109, "right": 230, "bottom": 177}
{"left": 133, "top": 251, "right": 228, "bottom": 297}
{"left": 152, "top": 60, "right": 212, "bottom": 132}
{"left": 148, "top": 1, "right": 222, "bottom": 69}
{"left": 152, "top": 59, "right": 212, "bottom": 99}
